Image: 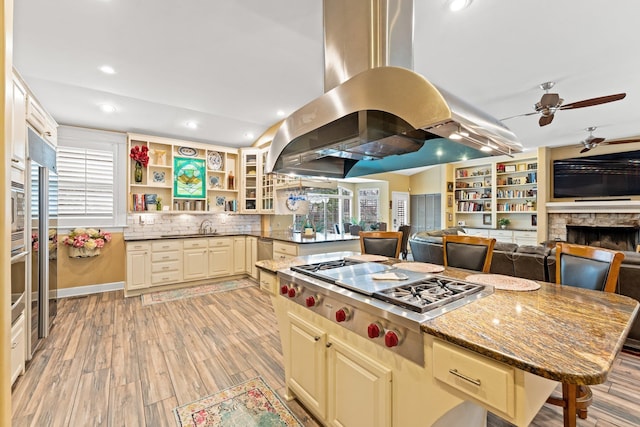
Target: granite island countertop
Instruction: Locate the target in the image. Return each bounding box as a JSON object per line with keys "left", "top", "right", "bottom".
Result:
{"left": 256, "top": 255, "right": 639, "bottom": 387}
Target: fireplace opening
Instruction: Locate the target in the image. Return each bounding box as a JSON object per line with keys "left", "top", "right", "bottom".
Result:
{"left": 566, "top": 225, "right": 639, "bottom": 251}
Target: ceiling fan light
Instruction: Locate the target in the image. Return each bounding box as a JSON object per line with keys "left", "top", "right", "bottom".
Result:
{"left": 480, "top": 146, "right": 492, "bottom": 152}
{"left": 449, "top": 132, "right": 462, "bottom": 140}
{"left": 449, "top": 0, "right": 472, "bottom": 12}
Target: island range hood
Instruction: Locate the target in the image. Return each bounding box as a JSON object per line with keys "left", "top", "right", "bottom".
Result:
{"left": 266, "top": 0, "right": 522, "bottom": 178}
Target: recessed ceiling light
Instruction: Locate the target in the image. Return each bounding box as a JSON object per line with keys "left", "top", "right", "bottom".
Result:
{"left": 480, "top": 146, "right": 492, "bottom": 152}
{"left": 276, "top": 110, "right": 285, "bottom": 117}
{"left": 99, "top": 65, "right": 116, "bottom": 74}
{"left": 449, "top": 0, "right": 472, "bottom": 12}
{"left": 100, "top": 104, "right": 116, "bottom": 113}
{"left": 185, "top": 121, "right": 198, "bottom": 129}
{"left": 245, "top": 132, "right": 255, "bottom": 139}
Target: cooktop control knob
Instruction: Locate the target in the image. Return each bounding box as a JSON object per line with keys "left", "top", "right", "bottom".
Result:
{"left": 305, "top": 295, "right": 319, "bottom": 307}
{"left": 384, "top": 330, "right": 400, "bottom": 348}
{"left": 287, "top": 286, "right": 299, "bottom": 298}
{"left": 335, "top": 307, "right": 350, "bottom": 322}
{"left": 280, "top": 285, "right": 289, "bottom": 295}
{"left": 367, "top": 322, "right": 383, "bottom": 339}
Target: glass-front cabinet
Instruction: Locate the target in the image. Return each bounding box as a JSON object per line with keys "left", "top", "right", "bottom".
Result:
{"left": 127, "top": 133, "right": 238, "bottom": 213}
{"left": 240, "top": 148, "right": 259, "bottom": 213}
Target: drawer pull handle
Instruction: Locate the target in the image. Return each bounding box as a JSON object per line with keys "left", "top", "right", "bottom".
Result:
{"left": 449, "top": 369, "right": 481, "bottom": 386}
{"left": 11, "top": 342, "right": 17, "bottom": 349}
{"left": 162, "top": 266, "right": 169, "bottom": 270}
{"left": 314, "top": 336, "right": 321, "bottom": 341}
{"left": 162, "top": 256, "right": 169, "bottom": 259}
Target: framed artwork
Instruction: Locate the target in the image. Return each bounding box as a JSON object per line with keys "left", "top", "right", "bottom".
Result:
{"left": 174, "top": 157, "right": 206, "bottom": 198}
{"left": 447, "top": 213, "right": 453, "bottom": 222}
{"left": 447, "top": 195, "right": 453, "bottom": 207}
{"left": 505, "top": 165, "right": 516, "bottom": 173}
{"left": 483, "top": 214, "right": 492, "bottom": 225}
{"left": 484, "top": 201, "right": 491, "bottom": 211}
{"left": 447, "top": 181, "right": 453, "bottom": 192}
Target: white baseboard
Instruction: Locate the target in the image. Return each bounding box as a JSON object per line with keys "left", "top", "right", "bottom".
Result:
{"left": 57, "top": 281, "right": 125, "bottom": 298}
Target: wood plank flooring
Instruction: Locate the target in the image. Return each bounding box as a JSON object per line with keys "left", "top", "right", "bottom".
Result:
{"left": 11, "top": 283, "right": 640, "bottom": 427}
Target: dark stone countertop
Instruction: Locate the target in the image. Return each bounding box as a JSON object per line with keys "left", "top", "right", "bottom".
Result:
{"left": 125, "top": 230, "right": 361, "bottom": 244}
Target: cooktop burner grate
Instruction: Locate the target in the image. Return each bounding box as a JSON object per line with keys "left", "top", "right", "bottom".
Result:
{"left": 373, "top": 277, "right": 485, "bottom": 313}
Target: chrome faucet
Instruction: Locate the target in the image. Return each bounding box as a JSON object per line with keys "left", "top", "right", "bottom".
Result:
{"left": 199, "top": 219, "right": 214, "bottom": 235}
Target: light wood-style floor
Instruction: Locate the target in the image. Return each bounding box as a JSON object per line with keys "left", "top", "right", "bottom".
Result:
{"left": 11, "top": 283, "right": 640, "bottom": 427}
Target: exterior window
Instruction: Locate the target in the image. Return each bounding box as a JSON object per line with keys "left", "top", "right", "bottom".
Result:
{"left": 358, "top": 188, "right": 380, "bottom": 228}
{"left": 294, "top": 187, "right": 352, "bottom": 233}
{"left": 56, "top": 126, "right": 127, "bottom": 227}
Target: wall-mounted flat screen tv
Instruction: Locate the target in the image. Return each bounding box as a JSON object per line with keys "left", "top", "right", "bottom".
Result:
{"left": 553, "top": 149, "right": 640, "bottom": 198}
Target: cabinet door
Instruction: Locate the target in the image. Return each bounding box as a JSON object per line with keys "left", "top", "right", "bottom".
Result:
{"left": 410, "top": 194, "right": 426, "bottom": 233}
{"left": 245, "top": 236, "right": 257, "bottom": 279}
{"left": 126, "top": 248, "right": 151, "bottom": 290}
{"left": 183, "top": 248, "right": 208, "bottom": 281}
{"left": 233, "top": 236, "right": 246, "bottom": 274}
{"left": 288, "top": 314, "right": 327, "bottom": 419}
{"left": 327, "top": 337, "right": 392, "bottom": 427}
{"left": 11, "top": 313, "right": 25, "bottom": 385}
{"left": 208, "top": 246, "right": 232, "bottom": 277}
{"left": 11, "top": 79, "right": 27, "bottom": 169}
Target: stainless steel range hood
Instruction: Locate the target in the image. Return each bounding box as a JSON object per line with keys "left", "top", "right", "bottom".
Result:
{"left": 266, "top": 0, "right": 522, "bottom": 178}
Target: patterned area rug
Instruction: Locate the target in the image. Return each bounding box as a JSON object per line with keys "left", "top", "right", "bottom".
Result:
{"left": 174, "top": 377, "right": 303, "bottom": 427}
{"left": 141, "top": 279, "right": 257, "bottom": 305}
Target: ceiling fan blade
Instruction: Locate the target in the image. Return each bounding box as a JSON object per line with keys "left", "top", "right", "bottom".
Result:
{"left": 559, "top": 93, "right": 626, "bottom": 110}
{"left": 590, "top": 137, "right": 605, "bottom": 145}
{"left": 540, "top": 93, "right": 560, "bottom": 107}
{"left": 605, "top": 138, "right": 640, "bottom": 145}
{"left": 539, "top": 114, "right": 554, "bottom": 126}
{"left": 501, "top": 111, "right": 540, "bottom": 121}
{"left": 580, "top": 146, "right": 592, "bottom": 154}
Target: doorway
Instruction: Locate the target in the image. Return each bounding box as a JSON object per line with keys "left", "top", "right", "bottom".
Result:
{"left": 391, "top": 192, "right": 409, "bottom": 231}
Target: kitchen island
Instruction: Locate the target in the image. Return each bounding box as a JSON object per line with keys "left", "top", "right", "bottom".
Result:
{"left": 259, "top": 254, "right": 639, "bottom": 427}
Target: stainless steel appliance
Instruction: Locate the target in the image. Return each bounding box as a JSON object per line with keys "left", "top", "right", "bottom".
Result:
{"left": 11, "top": 180, "right": 26, "bottom": 256}
{"left": 279, "top": 258, "right": 492, "bottom": 365}
{"left": 28, "top": 127, "right": 58, "bottom": 355}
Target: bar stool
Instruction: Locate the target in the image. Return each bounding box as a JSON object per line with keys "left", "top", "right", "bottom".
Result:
{"left": 359, "top": 231, "right": 403, "bottom": 258}
{"left": 442, "top": 235, "right": 496, "bottom": 273}
{"left": 546, "top": 242, "right": 625, "bottom": 426}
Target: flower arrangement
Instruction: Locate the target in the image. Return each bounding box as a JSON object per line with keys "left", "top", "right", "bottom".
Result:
{"left": 32, "top": 229, "right": 58, "bottom": 252}
{"left": 130, "top": 145, "right": 149, "bottom": 167}
{"left": 63, "top": 228, "right": 112, "bottom": 250}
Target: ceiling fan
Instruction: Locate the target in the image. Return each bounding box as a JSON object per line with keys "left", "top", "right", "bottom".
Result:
{"left": 503, "top": 82, "right": 626, "bottom": 127}
{"left": 578, "top": 126, "right": 640, "bottom": 153}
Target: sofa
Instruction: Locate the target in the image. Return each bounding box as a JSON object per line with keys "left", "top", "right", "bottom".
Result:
{"left": 409, "top": 228, "right": 640, "bottom": 351}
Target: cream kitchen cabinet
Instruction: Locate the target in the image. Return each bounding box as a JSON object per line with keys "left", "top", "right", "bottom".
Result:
{"left": 183, "top": 239, "right": 208, "bottom": 281}
{"left": 11, "top": 313, "right": 26, "bottom": 385}
{"left": 11, "top": 76, "right": 27, "bottom": 171}
{"left": 233, "top": 236, "right": 246, "bottom": 274}
{"left": 208, "top": 237, "right": 233, "bottom": 277}
{"left": 287, "top": 313, "right": 391, "bottom": 427}
{"left": 258, "top": 270, "right": 277, "bottom": 294}
{"left": 150, "top": 240, "right": 182, "bottom": 285}
{"left": 273, "top": 241, "right": 298, "bottom": 260}
{"left": 246, "top": 236, "right": 258, "bottom": 279}
{"left": 126, "top": 242, "right": 152, "bottom": 292}
{"left": 26, "top": 94, "right": 57, "bottom": 147}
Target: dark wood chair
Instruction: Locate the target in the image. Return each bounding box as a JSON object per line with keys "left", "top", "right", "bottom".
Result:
{"left": 547, "top": 242, "right": 625, "bottom": 426}
{"left": 359, "top": 231, "right": 403, "bottom": 258}
{"left": 398, "top": 225, "right": 411, "bottom": 260}
{"left": 442, "top": 235, "right": 496, "bottom": 273}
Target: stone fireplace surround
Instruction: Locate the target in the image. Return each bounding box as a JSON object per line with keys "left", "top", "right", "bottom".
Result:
{"left": 547, "top": 201, "right": 640, "bottom": 251}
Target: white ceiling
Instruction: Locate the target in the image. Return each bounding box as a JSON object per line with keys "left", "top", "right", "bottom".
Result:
{"left": 13, "top": 0, "right": 640, "bottom": 163}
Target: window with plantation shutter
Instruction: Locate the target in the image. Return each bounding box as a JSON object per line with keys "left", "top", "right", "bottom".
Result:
{"left": 57, "top": 146, "right": 113, "bottom": 216}
{"left": 56, "top": 126, "right": 127, "bottom": 227}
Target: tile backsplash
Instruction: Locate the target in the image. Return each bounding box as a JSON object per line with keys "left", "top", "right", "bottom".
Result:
{"left": 124, "top": 212, "right": 261, "bottom": 239}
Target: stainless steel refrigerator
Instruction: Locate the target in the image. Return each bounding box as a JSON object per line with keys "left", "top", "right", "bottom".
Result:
{"left": 28, "top": 127, "right": 57, "bottom": 356}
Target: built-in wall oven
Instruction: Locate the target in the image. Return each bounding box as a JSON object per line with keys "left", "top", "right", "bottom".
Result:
{"left": 11, "top": 180, "right": 26, "bottom": 256}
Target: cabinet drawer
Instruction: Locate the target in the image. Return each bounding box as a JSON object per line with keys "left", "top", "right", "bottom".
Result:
{"left": 464, "top": 228, "right": 490, "bottom": 237}
{"left": 151, "top": 270, "right": 181, "bottom": 285}
{"left": 513, "top": 231, "right": 537, "bottom": 246}
{"left": 26, "top": 96, "right": 46, "bottom": 133}
{"left": 152, "top": 240, "right": 182, "bottom": 252}
{"left": 127, "top": 242, "right": 151, "bottom": 252}
{"left": 184, "top": 238, "right": 208, "bottom": 249}
{"left": 151, "top": 250, "right": 180, "bottom": 262}
{"left": 209, "top": 237, "right": 232, "bottom": 247}
{"left": 11, "top": 313, "right": 25, "bottom": 384}
{"left": 151, "top": 260, "right": 181, "bottom": 273}
{"left": 433, "top": 340, "right": 515, "bottom": 417}
{"left": 489, "top": 230, "right": 513, "bottom": 239}
{"left": 273, "top": 241, "right": 298, "bottom": 257}
{"left": 259, "top": 271, "right": 276, "bottom": 294}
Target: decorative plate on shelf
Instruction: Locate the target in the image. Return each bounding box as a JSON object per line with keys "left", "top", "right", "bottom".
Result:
{"left": 177, "top": 146, "right": 197, "bottom": 157}
{"left": 209, "top": 176, "right": 220, "bottom": 188}
{"left": 207, "top": 151, "right": 223, "bottom": 171}
{"left": 152, "top": 171, "right": 166, "bottom": 183}
{"left": 216, "top": 196, "right": 226, "bottom": 207}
